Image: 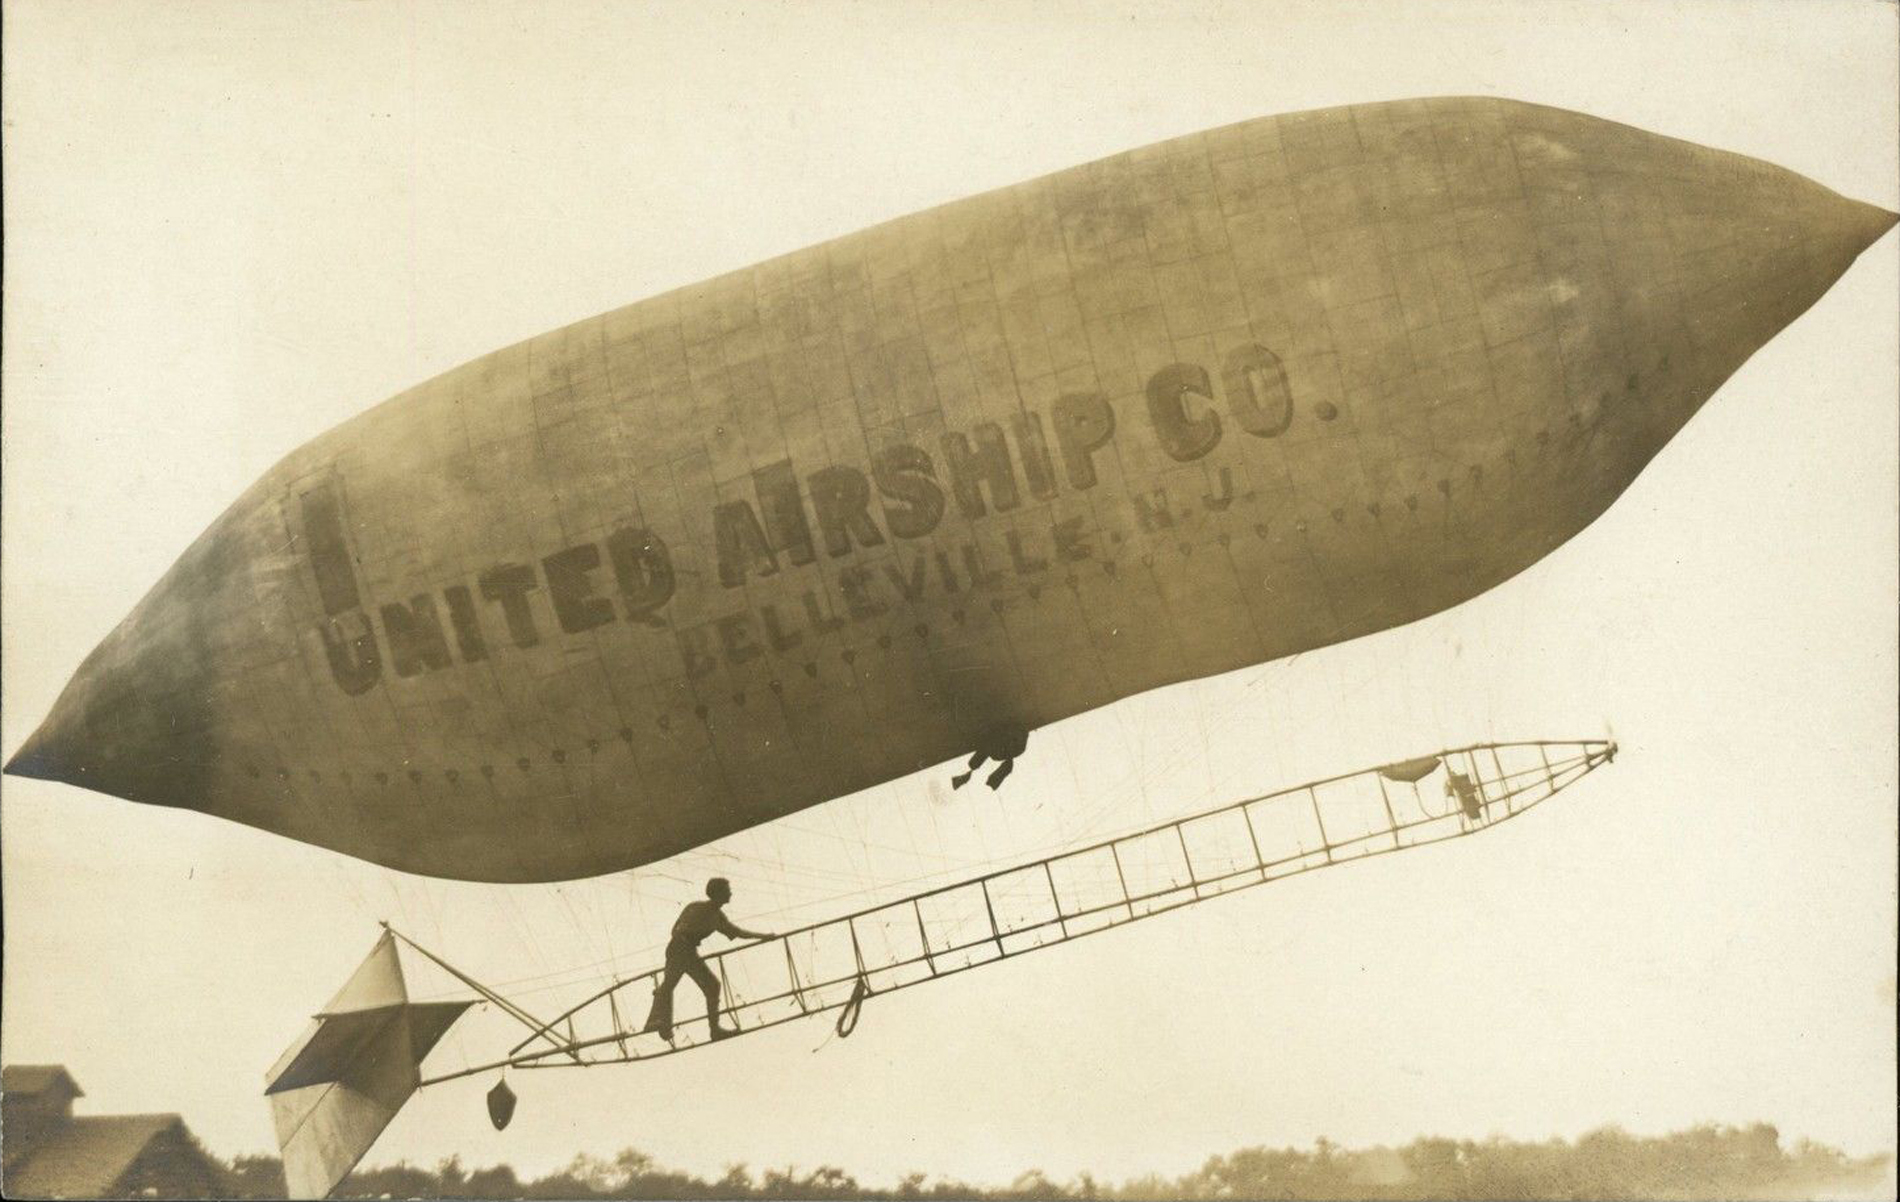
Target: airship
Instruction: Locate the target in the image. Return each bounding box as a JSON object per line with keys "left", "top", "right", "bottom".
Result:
{"left": 7, "top": 96, "right": 1892, "bottom": 882}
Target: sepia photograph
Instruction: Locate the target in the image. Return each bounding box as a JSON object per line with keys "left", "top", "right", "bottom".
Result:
{"left": 3, "top": 2, "right": 1895, "bottom": 1199}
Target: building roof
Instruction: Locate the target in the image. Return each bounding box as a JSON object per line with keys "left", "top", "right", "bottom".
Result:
{"left": 2, "top": 1065, "right": 85, "bottom": 1099}
{"left": 5, "top": 1114, "right": 209, "bottom": 1199}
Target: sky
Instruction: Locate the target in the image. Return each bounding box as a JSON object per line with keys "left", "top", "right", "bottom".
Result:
{"left": 3, "top": 0, "right": 1896, "bottom": 1189}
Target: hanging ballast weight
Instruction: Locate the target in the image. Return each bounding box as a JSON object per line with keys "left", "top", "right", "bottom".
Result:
{"left": 487, "top": 1077, "right": 517, "bottom": 1131}
{"left": 835, "top": 976, "right": 873, "bottom": 1038}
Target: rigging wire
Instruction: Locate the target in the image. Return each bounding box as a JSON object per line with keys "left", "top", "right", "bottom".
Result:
{"left": 404, "top": 628, "right": 1519, "bottom": 1006}
{"left": 409, "top": 743, "right": 1599, "bottom": 1006}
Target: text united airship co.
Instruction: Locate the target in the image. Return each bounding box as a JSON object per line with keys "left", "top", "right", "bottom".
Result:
{"left": 306, "top": 344, "right": 1311, "bottom": 696}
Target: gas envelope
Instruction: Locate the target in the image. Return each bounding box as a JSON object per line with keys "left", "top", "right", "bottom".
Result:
{"left": 7, "top": 96, "right": 1894, "bottom": 882}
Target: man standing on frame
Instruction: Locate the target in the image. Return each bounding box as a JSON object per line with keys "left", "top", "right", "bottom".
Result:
{"left": 644, "top": 877, "right": 775, "bottom": 1042}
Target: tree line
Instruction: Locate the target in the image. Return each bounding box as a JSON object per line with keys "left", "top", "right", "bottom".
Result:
{"left": 221, "top": 1123, "right": 1891, "bottom": 1200}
